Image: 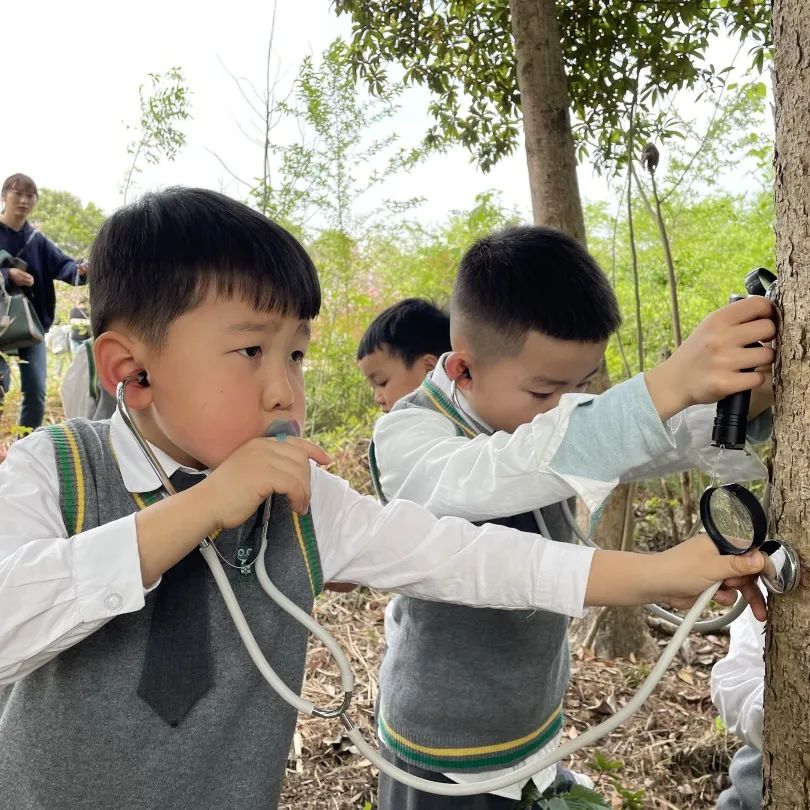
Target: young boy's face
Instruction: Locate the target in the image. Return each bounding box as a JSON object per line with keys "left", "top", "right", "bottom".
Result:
{"left": 460, "top": 330, "right": 606, "bottom": 433}
{"left": 358, "top": 346, "right": 434, "bottom": 412}
{"left": 136, "top": 292, "right": 310, "bottom": 470}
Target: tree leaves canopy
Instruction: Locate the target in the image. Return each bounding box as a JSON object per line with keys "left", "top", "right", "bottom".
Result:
{"left": 334, "top": 0, "right": 770, "bottom": 171}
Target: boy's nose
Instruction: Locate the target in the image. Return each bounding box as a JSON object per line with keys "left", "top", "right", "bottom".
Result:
{"left": 262, "top": 370, "right": 295, "bottom": 412}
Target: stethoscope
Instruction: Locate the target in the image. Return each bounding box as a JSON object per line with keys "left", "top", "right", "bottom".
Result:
{"left": 115, "top": 267, "right": 797, "bottom": 795}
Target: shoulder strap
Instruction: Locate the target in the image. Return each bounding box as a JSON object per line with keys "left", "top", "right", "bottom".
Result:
{"left": 44, "top": 422, "right": 88, "bottom": 536}
{"left": 367, "top": 440, "right": 386, "bottom": 505}
{"left": 15, "top": 228, "right": 37, "bottom": 259}
{"left": 418, "top": 377, "right": 478, "bottom": 438}
{"left": 292, "top": 511, "right": 322, "bottom": 596}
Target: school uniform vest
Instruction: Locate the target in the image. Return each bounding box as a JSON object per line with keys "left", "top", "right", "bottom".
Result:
{"left": 0, "top": 419, "right": 322, "bottom": 810}
{"left": 370, "top": 379, "right": 575, "bottom": 774}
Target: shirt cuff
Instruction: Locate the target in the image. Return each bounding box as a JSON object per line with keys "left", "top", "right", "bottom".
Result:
{"left": 533, "top": 542, "right": 595, "bottom": 619}
{"left": 71, "top": 514, "right": 150, "bottom": 622}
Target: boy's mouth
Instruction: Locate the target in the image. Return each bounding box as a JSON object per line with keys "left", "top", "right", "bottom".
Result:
{"left": 264, "top": 419, "right": 301, "bottom": 439}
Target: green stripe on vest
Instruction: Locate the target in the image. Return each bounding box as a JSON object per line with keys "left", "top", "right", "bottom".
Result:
{"left": 293, "top": 511, "right": 323, "bottom": 596}
{"left": 45, "top": 423, "right": 85, "bottom": 536}
{"left": 377, "top": 708, "right": 564, "bottom": 771}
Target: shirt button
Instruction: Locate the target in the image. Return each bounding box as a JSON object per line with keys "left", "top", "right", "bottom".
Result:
{"left": 104, "top": 593, "right": 123, "bottom": 611}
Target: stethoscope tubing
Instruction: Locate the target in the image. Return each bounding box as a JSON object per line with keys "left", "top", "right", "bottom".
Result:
{"left": 115, "top": 377, "right": 742, "bottom": 796}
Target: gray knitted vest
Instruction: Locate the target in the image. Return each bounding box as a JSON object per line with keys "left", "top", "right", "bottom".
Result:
{"left": 370, "top": 378, "right": 575, "bottom": 773}
{"left": 0, "top": 419, "right": 322, "bottom": 810}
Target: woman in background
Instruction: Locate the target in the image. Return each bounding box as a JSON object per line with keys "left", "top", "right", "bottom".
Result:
{"left": 0, "top": 173, "right": 87, "bottom": 431}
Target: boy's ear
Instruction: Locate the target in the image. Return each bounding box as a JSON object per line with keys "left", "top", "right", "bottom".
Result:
{"left": 444, "top": 351, "right": 472, "bottom": 392}
{"left": 93, "top": 330, "right": 153, "bottom": 409}
{"left": 420, "top": 353, "right": 440, "bottom": 374}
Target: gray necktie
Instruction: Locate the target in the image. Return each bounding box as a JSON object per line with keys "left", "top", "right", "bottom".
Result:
{"left": 137, "top": 469, "right": 211, "bottom": 726}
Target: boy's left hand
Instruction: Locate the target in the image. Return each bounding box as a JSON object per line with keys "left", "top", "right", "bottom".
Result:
{"left": 645, "top": 296, "right": 776, "bottom": 420}
{"left": 653, "top": 532, "right": 767, "bottom": 620}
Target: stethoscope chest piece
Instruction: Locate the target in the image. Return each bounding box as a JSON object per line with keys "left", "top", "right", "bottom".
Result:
{"left": 760, "top": 537, "right": 801, "bottom": 595}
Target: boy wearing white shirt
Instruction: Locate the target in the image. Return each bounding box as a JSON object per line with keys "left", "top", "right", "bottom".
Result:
{"left": 370, "top": 226, "right": 775, "bottom": 808}
{"left": 0, "top": 193, "right": 767, "bottom": 810}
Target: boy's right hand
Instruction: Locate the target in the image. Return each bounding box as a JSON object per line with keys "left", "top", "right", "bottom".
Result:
{"left": 650, "top": 532, "right": 767, "bottom": 620}
{"left": 199, "top": 436, "right": 332, "bottom": 532}
{"left": 645, "top": 296, "right": 776, "bottom": 420}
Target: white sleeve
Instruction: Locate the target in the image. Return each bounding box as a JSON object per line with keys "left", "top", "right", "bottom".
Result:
{"left": 710, "top": 604, "right": 765, "bottom": 750}
{"left": 0, "top": 432, "right": 149, "bottom": 685}
{"left": 621, "top": 403, "right": 768, "bottom": 484}
{"left": 374, "top": 374, "right": 680, "bottom": 517}
{"left": 310, "top": 464, "right": 595, "bottom": 618}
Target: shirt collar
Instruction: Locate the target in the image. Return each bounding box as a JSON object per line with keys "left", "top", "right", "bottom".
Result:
{"left": 110, "top": 409, "right": 209, "bottom": 493}
{"left": 430, "top": 354, "right": 494, "bottom": 435}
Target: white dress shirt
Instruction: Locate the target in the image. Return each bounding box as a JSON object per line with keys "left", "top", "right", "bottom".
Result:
{"left": 0, "top": 411, "right": 598, "bottom": 686}
{"left": 372, "top": 361, "right": 768, "bottom": 798}
{"left": 373, "top": 363, "right": 768, "bottom": 522}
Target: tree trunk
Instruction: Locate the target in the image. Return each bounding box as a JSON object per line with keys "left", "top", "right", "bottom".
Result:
{"left": 509, "top": 0, "right": 654, "bottom": 658}
{"left": 509, "top": 0, "right": 585, "bottom": 242}
{"left": 762, "top": 1, "right": 810, "bottom": 806}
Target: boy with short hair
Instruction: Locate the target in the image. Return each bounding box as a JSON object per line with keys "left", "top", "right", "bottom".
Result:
{"left": 357, "top": 297, "right": 451, "bottom": 412}
{"left": 371, "top": 225, "right": 775, "bottom": 807}
{"left": 0, "top": 194, "right": 765, "bottom": 810}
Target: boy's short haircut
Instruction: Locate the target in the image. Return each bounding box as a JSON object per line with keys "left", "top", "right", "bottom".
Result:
{"left": 89, "top": 187, "right": 321, "bottom": 345}
{"left": 452, "top": 225, "right": 621, "bottom": 358}
{"left": 357, "top": 298, "right": 451, "bottom": 366}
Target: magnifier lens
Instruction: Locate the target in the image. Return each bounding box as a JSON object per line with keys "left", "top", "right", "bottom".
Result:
{"left": 707, "top": 487, "right": 755, "bottom": 552}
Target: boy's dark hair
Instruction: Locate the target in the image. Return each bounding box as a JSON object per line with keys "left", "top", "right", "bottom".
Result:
{"left": 452, "top": 225, "right": 621, "bottom": 356}
{"left": 90, "top": 187, "right": 321, "bottom": 344}
{"left": 357, "top": 298, "right": 451, "bottom": 366}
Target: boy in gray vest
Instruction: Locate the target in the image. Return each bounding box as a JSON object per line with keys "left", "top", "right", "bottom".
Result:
{"left": 370, "top": 226, "right": 775, "bottom": 808}
{"left": 0, "top": 193, "right": 767, "bottom": 810}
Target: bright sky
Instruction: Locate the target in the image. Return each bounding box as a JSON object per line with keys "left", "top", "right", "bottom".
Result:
{"left": 3, "top": 0, "right": 596, "bottom": 222}
{"left": 7, "top": 1, "right": 764, "bottom": 223}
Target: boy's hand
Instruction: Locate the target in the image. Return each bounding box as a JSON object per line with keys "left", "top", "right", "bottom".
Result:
{"left": 652, "top": 532, "right": 767, "bottom": 620}
{"left": 199, "top": 436, "right": 332, "bottom": 532}
{"left": 645, "top": 297, "right": 776, "bottom": 420}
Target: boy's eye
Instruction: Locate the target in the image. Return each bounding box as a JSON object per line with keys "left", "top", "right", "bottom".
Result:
{"left": 291, "top": 350, "right": 305, "bottom": 364}
{"left": 530, "top": 391, "right": 553, "bottom": 400}
{"left": 238, "top": 346, "right": 262, "bottom": 358}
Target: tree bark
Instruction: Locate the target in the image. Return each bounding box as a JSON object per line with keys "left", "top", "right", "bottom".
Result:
{"left": 509, "top": 0, "right": 586, "bottom": 242}
{"left": 763, "top": 1, "right": 810, "bottom": 806}
{"left": 509, "top": 0, "right": 654, "bottom": 658}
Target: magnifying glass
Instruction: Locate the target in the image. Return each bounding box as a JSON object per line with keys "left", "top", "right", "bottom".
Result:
{"left": 699, "top": 483, "right": 799, "bottom": 594}
{"left": 699, "top": 483, "right": 767, "bottom": 556}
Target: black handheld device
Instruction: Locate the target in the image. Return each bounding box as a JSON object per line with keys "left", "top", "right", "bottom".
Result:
{"left": 710, "top": 268, "right": 776, "bottom": 450}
